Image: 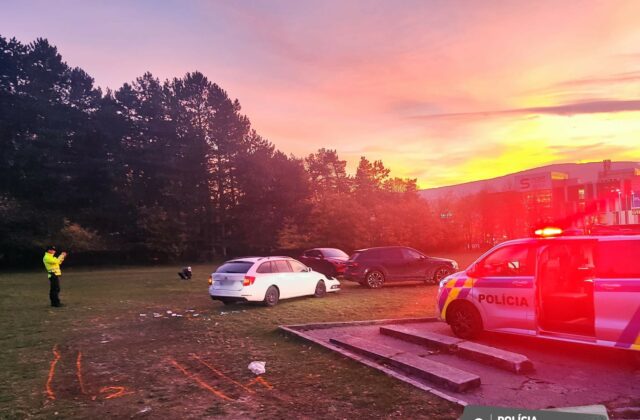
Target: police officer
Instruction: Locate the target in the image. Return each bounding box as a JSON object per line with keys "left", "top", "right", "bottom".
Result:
{"left": 43, "top": 246, "right": 67, "bottom": 307}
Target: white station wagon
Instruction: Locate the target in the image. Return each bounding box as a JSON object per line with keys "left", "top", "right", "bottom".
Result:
{"left": 209, "top": 256, "right": 341, "bottom": 306}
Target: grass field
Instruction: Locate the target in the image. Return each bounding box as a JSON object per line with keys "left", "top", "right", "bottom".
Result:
{"left": 0, "top": 252, "right": 481, "bottom": 419}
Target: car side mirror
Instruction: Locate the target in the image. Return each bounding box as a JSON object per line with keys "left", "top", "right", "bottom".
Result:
{"left": 305, "top": 267, "right": 312, "bottom": 272}
{"left": 467, "top": 264, "right": 480, "bottom": 277}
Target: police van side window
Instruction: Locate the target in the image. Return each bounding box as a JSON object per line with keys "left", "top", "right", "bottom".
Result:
{"left": 596, "top": 241, "right": 640, "bottom": 278}
{"left": 476, "top": 245, "right": 533, "bottom": 277}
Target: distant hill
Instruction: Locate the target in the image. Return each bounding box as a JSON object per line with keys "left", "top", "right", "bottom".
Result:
{"left": 419, "top": 161, "right": 640, "bottom": 201}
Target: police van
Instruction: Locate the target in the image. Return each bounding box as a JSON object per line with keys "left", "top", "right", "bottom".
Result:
{"left": 437, "top": 229, "right": 640, "bottom": 353}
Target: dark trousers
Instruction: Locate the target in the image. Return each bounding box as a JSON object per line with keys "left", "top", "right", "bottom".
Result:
{"left": 49, "top": 273, "right": 61, "bottom": 306}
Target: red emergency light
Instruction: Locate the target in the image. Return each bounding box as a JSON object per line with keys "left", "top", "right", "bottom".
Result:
{"left": 534, "top": 227, "right": 563, "bottom": 237}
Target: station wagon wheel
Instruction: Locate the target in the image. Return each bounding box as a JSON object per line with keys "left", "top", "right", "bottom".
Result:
{"left": 263, "top": 286, "right": 279, "bottom": 307}
{"left": 365, "top": 270, "right": 385, "bottom": 289}
{"left": 431, "top": 266, "right": 453, "bottom": 284}
{"left": 448, "top": 303, "right": 482, "bottom": 339}
{"left": 314, "top": 280, "right": 327, "bottom": 298}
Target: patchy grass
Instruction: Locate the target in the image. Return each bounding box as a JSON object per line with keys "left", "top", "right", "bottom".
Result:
{"left": 0, "top": 252, "right": 481, "bottom": 419}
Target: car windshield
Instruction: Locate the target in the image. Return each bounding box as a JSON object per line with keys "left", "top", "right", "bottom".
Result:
{"left": 215, "top": 261, "right": 253, "bottom": 273}
{"left": 322, "top": 249, "right": 348, "bottom": 258}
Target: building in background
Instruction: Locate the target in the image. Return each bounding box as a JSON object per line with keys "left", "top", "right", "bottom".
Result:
{"left": 421, "top": 160, "right": 640, "bottom": 248}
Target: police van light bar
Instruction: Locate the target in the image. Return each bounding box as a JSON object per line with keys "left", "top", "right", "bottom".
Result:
{"left": 534, "top": 227, "right": 563, "bottom": 237}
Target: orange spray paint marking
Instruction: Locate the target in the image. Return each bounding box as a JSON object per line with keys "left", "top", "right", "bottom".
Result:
{"left": 45, "top": 344, "right": 61, "bottom": 400}
{"left": 100, "top": 386, "right": 133, "bottom": 400}
{"left": 245, "top": 376, "right": 274, "bottom": 390}
{"left": 169, "top": 358, "right": 234, "bottom": 401}
{"left": 190, "top": 354, "right": 254, "bottom": 394}
{"left": 76, "top": 351, "right": 87, "bottom": 394}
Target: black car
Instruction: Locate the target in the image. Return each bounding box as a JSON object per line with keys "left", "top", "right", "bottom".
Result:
{"left": 299, "top": 248, "right": 349, "bottom": 278}
{"left": 344, "top": 246, "right": 458, "bottom": 288}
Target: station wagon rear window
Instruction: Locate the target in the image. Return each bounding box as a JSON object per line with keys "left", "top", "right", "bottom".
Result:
{"left": 215, "top": 261, "right": 253, "bottom": 273}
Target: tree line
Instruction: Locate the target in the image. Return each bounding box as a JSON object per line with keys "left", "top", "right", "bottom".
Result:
{"left": 1, "top": 35, "right": 492, "bottom": 266}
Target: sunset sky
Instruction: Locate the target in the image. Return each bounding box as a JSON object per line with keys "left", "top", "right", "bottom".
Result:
{"left": 3, "top": 0, "right": 640, "bottom": 188}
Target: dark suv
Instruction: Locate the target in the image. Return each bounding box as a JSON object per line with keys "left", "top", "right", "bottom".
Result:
{"left": 344, "top": 246, "right": 458, "bottom": 288}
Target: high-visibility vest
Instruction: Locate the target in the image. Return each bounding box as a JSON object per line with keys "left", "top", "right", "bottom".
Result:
{"left": 43, "top": 252, "right": 65, "bottom": 276}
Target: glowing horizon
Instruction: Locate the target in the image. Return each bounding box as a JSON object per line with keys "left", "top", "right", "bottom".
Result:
{"left": 2, "top": 0, "right": 640, "bottom": 189}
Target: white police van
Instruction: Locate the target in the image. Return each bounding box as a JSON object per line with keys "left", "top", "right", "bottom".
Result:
{"left": 437, "top": 229, "right": 640, "bottom": 353}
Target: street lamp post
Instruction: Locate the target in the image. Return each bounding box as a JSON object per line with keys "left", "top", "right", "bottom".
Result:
{"left": 615, "top": 189, "right": 622, "bottom": 225}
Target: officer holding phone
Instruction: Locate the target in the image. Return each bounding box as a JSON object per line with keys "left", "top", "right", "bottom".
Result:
{"left": 43, "top": 246, "right": 67, "bottom": 307}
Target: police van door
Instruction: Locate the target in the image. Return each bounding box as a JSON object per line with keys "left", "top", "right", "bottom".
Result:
{"left": 470, "top": 243, "right": 536, "bottom": 333}
{"left": 536, "top": 240, "right": 597, "bottom": 338}
{"left": 593, "top": 238, "right": 640, "bottom": 349}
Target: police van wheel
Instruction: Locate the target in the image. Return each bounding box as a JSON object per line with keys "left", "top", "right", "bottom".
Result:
{"left": 448, "top": 303, "right": 482, "bottom": 339}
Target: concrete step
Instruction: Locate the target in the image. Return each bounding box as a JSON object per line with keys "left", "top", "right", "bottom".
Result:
{"left": 380, "top": 325, "right": 462, "bottom": 353}
{"left": 456, "top": 341, "right": 534, "bottom": 374}
{"left": 330, "top": 335, "right": 481, "bottom": 393}
{"left": 379, "top": 325, "right": 534, "bottom": 374}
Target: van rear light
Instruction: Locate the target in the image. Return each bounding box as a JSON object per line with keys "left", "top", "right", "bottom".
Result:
{"left": 243, "top": 276, "right": 256, "bottom": 286}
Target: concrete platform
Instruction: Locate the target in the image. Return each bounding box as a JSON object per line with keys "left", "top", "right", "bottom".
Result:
{"left": 380, "top": 325, "right": 462, "bottom": 353}
{"left": 280, "top": 318, "right": 640, "bottom": 413}
{"left": 380, "top": 325, "right": 533, "bottom": 373}
{"left": 330, "top": 335, "right": 481, "bottom": 392}
{"left": 456, "top": 340, "right": 534, "bottom": 374}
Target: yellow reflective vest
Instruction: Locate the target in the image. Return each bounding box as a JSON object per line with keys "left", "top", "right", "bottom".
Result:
{"left": 43, "top": 252, "right": 65, "bottom": 276}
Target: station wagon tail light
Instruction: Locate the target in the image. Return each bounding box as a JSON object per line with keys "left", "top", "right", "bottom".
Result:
{"left": 243, "top": 276, "right": 256, "bottom": 286}
{"left": 534, "top": 227, "right": 563, "bottom": 237}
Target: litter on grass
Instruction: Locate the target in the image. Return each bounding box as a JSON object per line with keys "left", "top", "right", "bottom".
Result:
{"left": 248, "top": 361, "right": 266, "bottom": 375}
